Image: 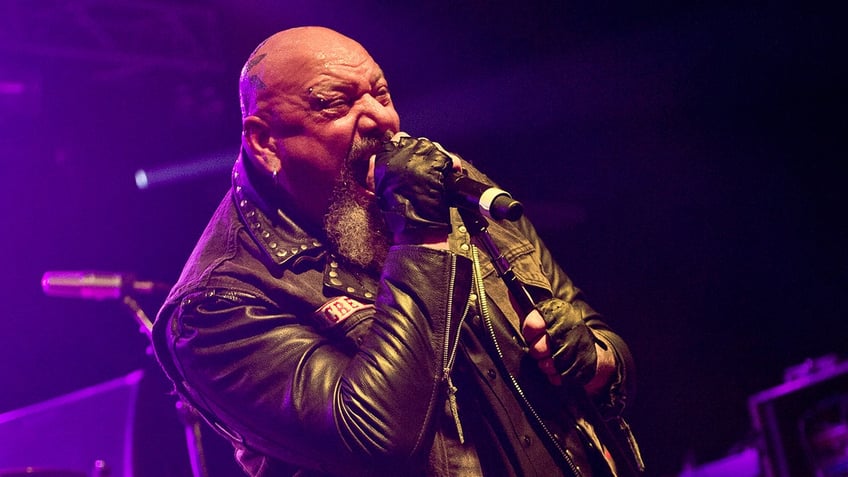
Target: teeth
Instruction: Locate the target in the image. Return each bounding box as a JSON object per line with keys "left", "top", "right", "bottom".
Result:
{"left": 365, "top": 154, "right": 376, "bottom": 191}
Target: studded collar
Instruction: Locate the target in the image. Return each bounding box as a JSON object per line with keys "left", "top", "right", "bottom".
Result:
{"left": 231, "top": 153, "right": 379, "bottom": 302}
{"left": 231, "top": 154, "right": 325, "bottom": 267}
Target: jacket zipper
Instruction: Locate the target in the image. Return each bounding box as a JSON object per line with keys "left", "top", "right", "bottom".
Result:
{"left": 443, "top": 254, "right": 470, "bottom": 444}
{"left": 470, "top": 244, "right": 582, "bottom": 477}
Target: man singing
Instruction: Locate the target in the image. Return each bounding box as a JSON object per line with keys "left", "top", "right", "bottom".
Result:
{"left": 152, "top": 26, "right": 642, "bottom": 477}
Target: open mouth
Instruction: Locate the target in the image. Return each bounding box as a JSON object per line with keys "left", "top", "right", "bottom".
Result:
{"left": 345, "top": 131, "right": 397, "bottom": 195}
{"left": 365, "top": 154, "right": 376, "bottom": 194}
{"left": 347, "top": 136, "right": 389, "bottom": 194}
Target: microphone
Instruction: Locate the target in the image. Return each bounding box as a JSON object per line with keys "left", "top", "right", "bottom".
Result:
{"left": 41, "top": 271, "right": 170, "bottom": 301}
{"left": 447, "top": 172, "right": 524, "bottom": 221}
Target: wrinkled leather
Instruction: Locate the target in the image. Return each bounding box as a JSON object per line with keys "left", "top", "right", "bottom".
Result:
{"left": 374, "top": 135, "right": 452, "bottom": 241}
{"left": 152, "top": 152, "right": 638, "bottom": 477}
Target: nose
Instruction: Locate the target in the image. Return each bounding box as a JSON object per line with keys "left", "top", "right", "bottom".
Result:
{"left": 356, "top": 94, "right": 399, "bottom": 137}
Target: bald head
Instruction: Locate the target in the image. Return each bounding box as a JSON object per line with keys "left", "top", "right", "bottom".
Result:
{"left": 239, "top": 27, "right": 371, "bottom": 120}
{"left": 236, "top": 26, "right": 399, "bottom": 231}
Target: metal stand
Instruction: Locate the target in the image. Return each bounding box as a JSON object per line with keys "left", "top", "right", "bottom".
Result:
{"left": 120, "top": 295, "right": 210, "bottom": 477}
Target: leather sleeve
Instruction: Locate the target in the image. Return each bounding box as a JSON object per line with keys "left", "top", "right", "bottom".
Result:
{"left": 154, "top": 247, "right": 473, "bottom": 475}
{"left": 460, "top": 160, "right": 636, "bottom": 415}
{"left": 513, "top": 214, "right": 636, "bottom": 417}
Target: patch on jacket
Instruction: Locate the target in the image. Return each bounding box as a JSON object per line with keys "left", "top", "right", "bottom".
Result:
{"left": 314, "top": 296, "right": 373, "bottom": 328}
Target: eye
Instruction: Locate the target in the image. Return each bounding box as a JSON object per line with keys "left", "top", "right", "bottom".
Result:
{"left": 374, "top": 85, "right": 391, "bottom": 105}
{"left": 309, "top": 93, "right": 350, "bottom": 117}
{"left": 310, "top": 95, "right": 342, "bottom": 109}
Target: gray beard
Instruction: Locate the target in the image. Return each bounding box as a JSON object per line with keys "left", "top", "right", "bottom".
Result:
{"left": 323, "top": 139, "right": 391, "bottom": 274}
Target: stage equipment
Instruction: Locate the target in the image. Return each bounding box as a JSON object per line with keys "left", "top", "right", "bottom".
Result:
{"left": 749, "top": 354, "right": 848, "bottom": 477}
{"left": 32, "top": 271, "right": 243, "bottom": 477}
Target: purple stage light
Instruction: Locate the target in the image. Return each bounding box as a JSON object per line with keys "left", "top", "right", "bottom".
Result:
{"left": 134, "top": 150, "right": 236, "bottom": 189}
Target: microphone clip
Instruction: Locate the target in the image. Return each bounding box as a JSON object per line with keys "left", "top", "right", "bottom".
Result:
{"left": 448, "top": 172, "right": 524, "bottom": 221}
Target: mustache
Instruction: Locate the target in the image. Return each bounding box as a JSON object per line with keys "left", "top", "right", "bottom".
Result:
{"left": 345, "top": 136, "right": 385, "bottom": 185}
{"left": 347, "top": 136, "right": 384, "bottom": 163}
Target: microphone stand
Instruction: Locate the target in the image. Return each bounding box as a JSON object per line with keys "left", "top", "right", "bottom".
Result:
{"left": 119, "top": 294, "right": 210, "bottom": 477}
{"left": 456, "top": 209, "right": 536, "bottom": 312}
{"left": 121, "top": 295, "right": 154, "bottom": 339}
{"left": 456, "top": 207, "right": 642, "bottom": 477}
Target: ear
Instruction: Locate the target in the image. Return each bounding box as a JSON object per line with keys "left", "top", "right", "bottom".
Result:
{"left": 242, "top": 115, "right": 281, "bottom": 175}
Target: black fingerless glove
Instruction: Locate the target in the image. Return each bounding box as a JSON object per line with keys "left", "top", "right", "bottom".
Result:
{"left": 374, "top": 135, "right": 453, "bottom": 243}
{"left": 535, "top": 298, "right": 598, "bottom": 385}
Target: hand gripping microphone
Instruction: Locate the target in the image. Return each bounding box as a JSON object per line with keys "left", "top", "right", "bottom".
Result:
{"left": 447, "top": 172, "right": 524, "bottom": 221}
{"left": 378, "top": 131, "right": 524, "bottom": 222}
{"left": 41, "top": 271, "right": 170, "bottom": 301}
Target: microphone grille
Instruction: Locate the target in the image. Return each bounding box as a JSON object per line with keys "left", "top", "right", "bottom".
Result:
{"left": 41, "top": 271, "right": 124, "bottom": 300}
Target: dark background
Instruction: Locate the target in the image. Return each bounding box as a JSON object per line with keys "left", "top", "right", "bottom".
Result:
{"left": 0, "top": 1, "right": 845, "bottom": 476}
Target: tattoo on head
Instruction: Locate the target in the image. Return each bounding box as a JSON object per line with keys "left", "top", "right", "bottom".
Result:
{"left": 245, "top": 53, "right": 267, "bottom": 73}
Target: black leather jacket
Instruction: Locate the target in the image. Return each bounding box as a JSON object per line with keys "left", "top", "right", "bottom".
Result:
{"left": 152, "top": 155, "right": 639, "bottom": 477}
